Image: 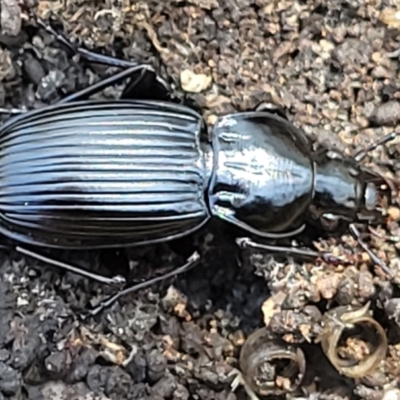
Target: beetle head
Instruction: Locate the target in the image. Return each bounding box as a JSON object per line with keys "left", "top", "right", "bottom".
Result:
{"left": 309, "top": 149, "right": 392, "bottom": 232}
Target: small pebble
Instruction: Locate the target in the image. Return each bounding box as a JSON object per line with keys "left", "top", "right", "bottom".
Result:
{"left": 180, "top": 69, "right": 212, "bottom": 93}
{"left": 383, "top": 388, "right": 400, "bottom": 400}
{"left": 0, "top": 0, "right": 21, "bottom": 37}
{"left": 369, "top": 101, "right": 400, "bottom": 126}
{"left": 105, "top": 367, "right": 132, "bottom": 398}
{"left": 0, "top": 363, "right": 21, "bottom": 395}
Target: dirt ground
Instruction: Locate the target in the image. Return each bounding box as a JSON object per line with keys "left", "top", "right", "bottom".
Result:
{"left": 1, "top": 0, "right": 400, "bottom": 399}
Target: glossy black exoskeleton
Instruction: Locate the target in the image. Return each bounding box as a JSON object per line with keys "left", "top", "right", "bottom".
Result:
{"left": 0, "top": 18, "right": 395, "bottom": 315}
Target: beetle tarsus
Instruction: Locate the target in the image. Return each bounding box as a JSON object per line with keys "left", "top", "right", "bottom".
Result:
{"left": 84, "top": 251, "right": 201, "bottom": 318}
{"left": 15, "top": 246, "right": 127, "bottom": 286}
{"left": 349, "top": 223, "right": 394, "bottom": 277}
{"left": 35, "top": 17, "right": 137, "bottom": 69}
{"left": 236, "top": 237, "right": 351, "bottom": 266}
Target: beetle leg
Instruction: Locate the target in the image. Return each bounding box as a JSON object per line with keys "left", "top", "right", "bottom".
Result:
{"left": 213, "top": 205, "right": 307, "bottom": 239}
{"left": 236, "top": 237, "right": 353, "bottom": 266}
{"left": 83, "top": 251, "right": 201, "bottom": 318}
{"left": 35, "top": 17, "right": 172, "bottom": 102}
{"left": 353, "top": 131, "right": 399, "bottom": 162}
{"left": 369, "top": 226, "right": 400, "bottom": 243}
{"left": 119, "top": 66, "right": 172, "bottom": 101}
{"left": 0, "top": 107, "right": 27, "bottom": 115}
{"left": 57, "top": 65, "right": 170, "bottom": 103}
{"left": 35, "top": 17, "right": 141, "bottom": 69}
{"left": 349, "top": 223, "right": 394, "bottom": 278}
{"left": 15, "top": 246, "right": 126, "bottom": 287}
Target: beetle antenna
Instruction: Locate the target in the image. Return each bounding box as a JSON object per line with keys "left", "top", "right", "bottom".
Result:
{"left": 354, "top": 131, "right": 399, "bottom": 162}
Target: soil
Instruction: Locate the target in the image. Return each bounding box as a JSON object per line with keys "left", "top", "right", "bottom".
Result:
{"left": 0, "top": 0, "right": 400, "bottom": 399}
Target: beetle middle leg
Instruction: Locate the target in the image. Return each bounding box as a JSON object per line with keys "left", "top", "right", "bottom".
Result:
{"left": 84, "top": 252, "right": 201, "bottom": 318}
{"left": 236, "top": 238, "right": 353, "bottom": 266}
{"left": 13, "top": 245, "right": 201, "bottom": 317}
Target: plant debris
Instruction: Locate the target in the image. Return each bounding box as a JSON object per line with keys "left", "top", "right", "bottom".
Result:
{"left": 0, "top": 1, "right": 399, "bottom": 399}
{"left": 180, "top": 69, "right": 212, "bottom": 93}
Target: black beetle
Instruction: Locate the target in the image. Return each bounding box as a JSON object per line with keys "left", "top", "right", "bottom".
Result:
{"left": 0, "top": 18, "right": 396, "bottom": 315}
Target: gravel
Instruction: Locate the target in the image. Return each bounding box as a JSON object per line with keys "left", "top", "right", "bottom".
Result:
{"left": 0, "top": 1, "right": 399, "bottom": 399}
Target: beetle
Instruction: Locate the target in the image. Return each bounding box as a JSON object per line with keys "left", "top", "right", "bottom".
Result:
{"left": 0, "top": 17, "right": 396, "bottom": 315}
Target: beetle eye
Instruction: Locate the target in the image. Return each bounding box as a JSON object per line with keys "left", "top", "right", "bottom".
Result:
{"left": 320, "top": 213, "right": 340, "bottom": 231}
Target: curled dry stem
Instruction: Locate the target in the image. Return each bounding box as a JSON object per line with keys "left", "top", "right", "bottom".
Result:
{"left": 237, "top": 327, "right": 306, "bottom": 396}
{"left": 316, "top": 302, "right": 387, "bottom": 379}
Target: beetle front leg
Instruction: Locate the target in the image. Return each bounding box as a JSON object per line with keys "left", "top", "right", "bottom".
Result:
{"left": 349, "top": 224, "right": 395, "bottom": 278}
{"left": 236, "top": 238, "right": 353, "bottom": 266}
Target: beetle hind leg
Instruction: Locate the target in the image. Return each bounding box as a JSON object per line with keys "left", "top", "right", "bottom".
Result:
{"left": 120, "top": 67, "right": 172, "bottom": 102}
{"left": 35, "top": 17, "right": 141, "bottom": 70}
{"left": 34, "top": 17, "right": 172, "bottom": 102}
{"left": 58, "top": 65, "right": 171, "bottom": 104}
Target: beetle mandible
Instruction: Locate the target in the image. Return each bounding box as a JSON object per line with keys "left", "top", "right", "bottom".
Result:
{"left": 0, "top": 17, "right": 396, "bottom": 315}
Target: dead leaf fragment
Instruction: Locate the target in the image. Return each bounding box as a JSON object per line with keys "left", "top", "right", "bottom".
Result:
{"left": 262, "top": 291, "right": 287, "bottom": 326}
{"left": 78, "top": 327, "right": 129, "bottom": 365}
{"left": 316, "top": 273, "right": 341, "bottom": 300}
{"left": 181, "top": 69, "right": 212, "bottom": 93}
